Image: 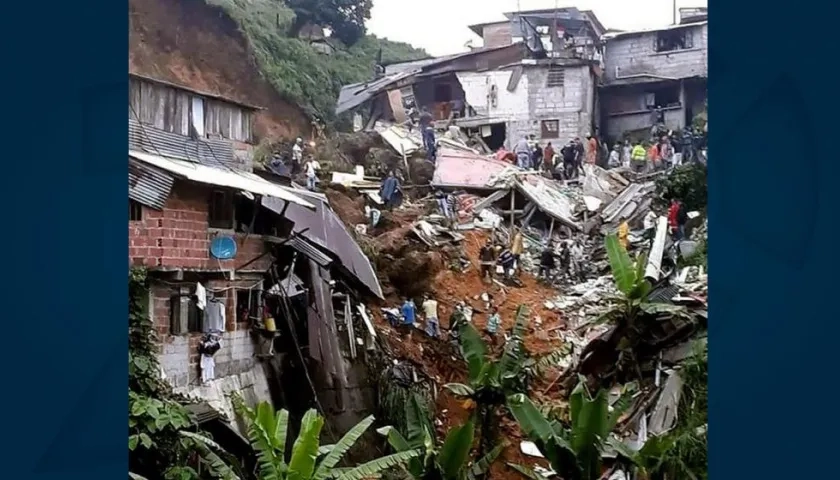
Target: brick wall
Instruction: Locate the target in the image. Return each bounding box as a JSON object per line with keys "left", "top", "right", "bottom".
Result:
{"left": 603, "top": 24, "right": 708, "bottom": 84}
{"left": 129, "top": 180, "right": 272, "bottom": 272}
{"left": 151, "top": 277, "right": 265, "bottom": 387}
{"left": 482, "top": 22, "right": 513, "bottom": 48}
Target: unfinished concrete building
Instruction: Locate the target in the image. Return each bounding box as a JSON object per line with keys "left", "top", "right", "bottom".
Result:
{"left": 599, "top": 10, "right": 708, "bottom": 142}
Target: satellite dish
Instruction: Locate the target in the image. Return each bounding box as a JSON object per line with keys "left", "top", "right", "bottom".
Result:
{"left": 210, "top": 236, "right": 237, "bottom": 260}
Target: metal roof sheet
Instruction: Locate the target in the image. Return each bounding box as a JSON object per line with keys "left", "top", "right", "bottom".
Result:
{"left": 129, "top": 158, "right": 175, "bottom": 210}
{"left": 602, "top": 21, "right": 708, "bottom": 41}
{"left": 128, "top": 150, "right": 315, "bottom": 210}
{"left": 431, "top": 148, "right": 511, "bottom": 188}
{"left": 262, "top": 191, "right": 384, "bottom": 300}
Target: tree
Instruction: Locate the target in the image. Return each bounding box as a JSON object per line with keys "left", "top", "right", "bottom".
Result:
{"left": 287, "top": 0, "right": 373, "bottom": 46}
{"left": 506, "top": 380, "right": 631, "bottom": 480}
{"left": 444, "top": 305, "right": 533, "bottom": 455}
{"left": 377, "top": 393, "right": 504, "bottom": 480}
{"left": 570, "top": 235, "right": 692, "bottom": 386}
{"left": 232, "top": 397, "right": 420, "bottom": 480}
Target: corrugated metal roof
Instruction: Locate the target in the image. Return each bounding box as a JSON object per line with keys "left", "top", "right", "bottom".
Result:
{"left": 335, "top": 71, "right": 417, "bottom": 115}
{"left": 431, "top": 148, "right": 510, "bottom": 188}
{"left": 515, "top": 176, "right": 580, "bottom": 230}
{"left": 288, "top": 236, "right": 332, "bottom": 266}
{"left": 129, "top": 158, "right": 175, "bottom": 210}
{"left": 129, "top": 150, "right": 315, "bottom": 210}
{"left": 262, "top": 191, "right": 384, "bottom": 300}
{"left": 129, "top": 117, "right": 239, "bottom": 170}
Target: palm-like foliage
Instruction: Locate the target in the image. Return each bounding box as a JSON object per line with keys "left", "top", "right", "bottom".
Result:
{"left": 443, "top": 305, "right": 531, "bottom": 454}
{"left": 377, "top": 393, "right": 504, "bottom": 480}
{"left": 507, "top": 379, "right": 631, "bottom": 480}
{"left": 232, "top": 396, "right": 420, "bottom": 480}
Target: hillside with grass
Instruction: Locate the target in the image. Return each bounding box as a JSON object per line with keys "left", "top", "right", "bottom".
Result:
{"left": 207, "top": 0, "right": 428, "bottom": 126}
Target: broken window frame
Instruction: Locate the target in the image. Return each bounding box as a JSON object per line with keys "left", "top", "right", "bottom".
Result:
{"left": 170, "top": 287, "right": 203, "bottom": 335}
{"left": 129, "top": 199, "right": 143, "bottom": 221}
{"left": 546, "top": 65, "right": 565, "bottom": 88}
{"left": 540, "top": 120, "right": 560, "bottom": 139}
{"left": 235, "top": 286, "right": 263, "bottom": 325}
{"left": 208, "top": 189, "right": 235, "bottom": 230}
{"left": 654, "top": 28, "right": 695, "bottom": 53}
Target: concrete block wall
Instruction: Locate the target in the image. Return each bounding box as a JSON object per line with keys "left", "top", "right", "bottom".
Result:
{"left": 603, "top": 24, "right": 707, "bottom": 84}
{"left": 457, "top": 70, "right": 530, "bottom": 118}
{"left": 128, "top": 180, "right": 272, "bottom": 271}
{"left": 523, "top": 64, "right": 593, "bottom": 144}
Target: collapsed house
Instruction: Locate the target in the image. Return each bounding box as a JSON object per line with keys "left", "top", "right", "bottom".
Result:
{"left": 337, "top": 7, "right": 608, "bottom": 150}
{"left": 129, "top": 73, "right": 385, "bottom": 438}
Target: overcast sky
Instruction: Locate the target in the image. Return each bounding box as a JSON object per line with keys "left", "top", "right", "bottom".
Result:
{"left": 367, "top": 0, "right": 708, "bottom": 56}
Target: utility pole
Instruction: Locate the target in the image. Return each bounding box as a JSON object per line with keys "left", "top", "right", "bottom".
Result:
{"left": 673, "top": 0, "right": 678, "bottom": 24}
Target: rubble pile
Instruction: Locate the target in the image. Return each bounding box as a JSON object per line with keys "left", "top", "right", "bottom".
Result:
{"left": 319, "top": 119, "right": 708, "bottom": 476}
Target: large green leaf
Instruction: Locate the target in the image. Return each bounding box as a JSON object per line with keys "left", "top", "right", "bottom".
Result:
{"left": 499, "top": 305, "right": 529, "bottom": 383}
{"left": 605, "top": 234, "right": 635, "bottom": 296}
{"left": 376, "top": 426, "right": 412, "bottom": 452}
{"left": 179, "top": 431, "right": 243, "bottom": 480}
{"left": 405, "top": 393, "right": 434, "bottom": 448}
{"left": 458, "top": 323, "right": 488, "bottom": 383}
{"left": 507, "top": 394, "right": 555, "bottom": 444}
{"left": 437, "top": 418, "right": 476, "bottom": 479}
{"left": 288, "top": 409, "right": 324, "bottom": 480}
{"left": 314, "top": 415, "right": 374, "bottom": 480}
{"left": 468, "top": 443, "right": 505, "bottom": 480}
{"left": 444, "top": 383, "right": 476, "bottom": 398}
{"left": 569, "top": 387, "right": 609, "bottom": 480}
{"left": 234, "top": 398, "right": 283, "bottom": 477}
{"left": 274, "top": 409, "right": 290, "bottom": 452}
{"left": 336, "top": 450, "right": 421, "bottom": 480}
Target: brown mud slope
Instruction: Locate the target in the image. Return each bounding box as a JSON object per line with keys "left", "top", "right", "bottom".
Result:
{"left": 129, "top": 0, "right": 311, "bottom": 140}
{"left": 325, "top": 185, "right": 563, "bottom": 477}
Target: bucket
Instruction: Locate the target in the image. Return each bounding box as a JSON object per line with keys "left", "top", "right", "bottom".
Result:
{"left": 263, "top": 317, "right": 276, "bottom": 332}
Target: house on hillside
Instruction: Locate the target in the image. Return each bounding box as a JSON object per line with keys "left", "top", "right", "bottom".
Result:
{"left": 336, "top": 7, "right": 606, "bottom": 150}
{"left": 129, "top": 74, "right": 383, "bottom": 434}
{"left": 598, "top": 17, "right": 708, "bottom": 141}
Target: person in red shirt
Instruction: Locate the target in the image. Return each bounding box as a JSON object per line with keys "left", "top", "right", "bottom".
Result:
{"left": 668, "top": 199, "right": 682, "bottom": 240}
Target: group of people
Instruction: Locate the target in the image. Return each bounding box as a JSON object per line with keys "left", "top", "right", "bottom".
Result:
{"left": 395, "top": 295, "right": 503, "bottom": 345}
{"left": 478, "top": 229, "right": 526, "bottom": 285}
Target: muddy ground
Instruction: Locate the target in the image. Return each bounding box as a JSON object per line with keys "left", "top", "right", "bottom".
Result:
{"left": 324, "top": 184, "right": 566, "bottom": 477}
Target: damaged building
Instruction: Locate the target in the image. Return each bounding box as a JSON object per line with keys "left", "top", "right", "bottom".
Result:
{"left": 598, "top": 8, "right": 708, "bottom": 141}
{"left": 337, "top": 7, "right": 607, "bottom": 150}
{"left": 129, "top": 73, "right": 384, "bottom": 438}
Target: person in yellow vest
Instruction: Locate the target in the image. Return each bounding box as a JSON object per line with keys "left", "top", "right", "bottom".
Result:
{"left": 630, "top": 142, "right": 647, "bottom": 174}
{"left": 618, "top": 216, "right": 630, "bottom": 250}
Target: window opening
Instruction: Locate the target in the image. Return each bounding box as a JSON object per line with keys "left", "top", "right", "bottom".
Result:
{"left": 208, "top": 190, "right": 235, "bottom": 229}
{"left": 129, "top": 199, "right": 143, "bottom": 221}
{"left": 546, "top": 66, "right": 565, "bottom": 87}
{"left": 655, "top": 28, "right": 694, "bottom": 53}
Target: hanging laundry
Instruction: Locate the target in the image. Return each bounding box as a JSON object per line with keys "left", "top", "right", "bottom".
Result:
{"left": 198, "top": 334, "right": 222, "bottom": 384}
{"left": 195, "top": 283, "right": 207, "bottom": 310}
{"left": 203, "top": 298, "right": 226, "bottom": 333}
{"left": 200, "top": 354, "right": 215, "bottom": 383}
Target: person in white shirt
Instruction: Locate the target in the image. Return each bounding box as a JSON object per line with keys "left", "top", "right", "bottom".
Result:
{"left": 421, "top": 296, "right": 440, "bottom": 338}
{"left": 292, "top": 138, "right": 304, "bottom": 173}
{"left": 304, "top": 157, "right": 320, "bottom": 191}
{"left": 608, "top": 144, "right": 621, "bottom": 169}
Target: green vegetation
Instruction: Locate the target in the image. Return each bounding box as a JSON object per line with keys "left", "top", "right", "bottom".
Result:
{"left": 377, "top": 393, "right": 504, "bottom": 480}
{"left": 654, "top": 162, "right": 707, "bottom": 213}
{"left": 507, "top": 381, "right": 631, "bottom": 480}
{"left": 206, "top": 0, "right": 428, "bottom": 125}
{"left": 232, "top": 397, "right": 420, "bottom": 480}
{"left": 444, "top": 305, "right": 533, "bottom": 454}
{"left": 129, "top": 267, "right": 243, "bottom": 480}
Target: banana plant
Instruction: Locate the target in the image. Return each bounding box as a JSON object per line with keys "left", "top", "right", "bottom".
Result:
{"left": 507, "top": 379, "right": 631, "bottom": 480}
{"left": 443, "top": 305, "right": 530, "bottom": 453}
{"left": 377, "top": 394, "right": 504, "bottom": 480}
{"left": 232, "top": 396, "right": 420, "bottom": 480}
